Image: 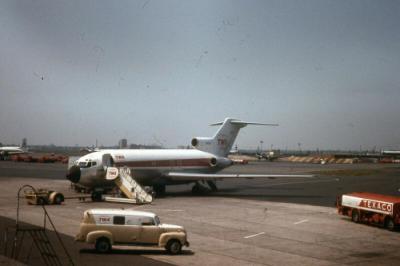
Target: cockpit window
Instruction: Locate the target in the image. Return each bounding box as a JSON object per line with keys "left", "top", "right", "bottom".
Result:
{"left": 79, "top": 161, "right": 90, "bottom": 168}
{"left": 78, "top": 159, "right": 97, "bottom": 168}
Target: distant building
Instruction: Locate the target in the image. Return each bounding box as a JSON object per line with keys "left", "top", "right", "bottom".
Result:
{"left": 119, "top": 139, "right": 128, "bottom": 149}
{"left": 22, "top": 138, "right": 27, "bottom": 148}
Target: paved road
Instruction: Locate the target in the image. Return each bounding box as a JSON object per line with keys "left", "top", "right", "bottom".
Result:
{"left": 1, "top": 161, "right": 400, "bottom": 266}
{"left": 1, "top": 161, "right": 400, "bottom": 207}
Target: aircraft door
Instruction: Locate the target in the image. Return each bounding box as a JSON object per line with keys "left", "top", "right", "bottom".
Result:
{"left": 102, "top": 154, "right": 114, "bottom": 168}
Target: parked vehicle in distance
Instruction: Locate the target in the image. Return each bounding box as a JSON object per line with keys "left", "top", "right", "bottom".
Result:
{"left": 24, "top": 188, "right": 64, "bottom": 205}
{"left": 337, "top": 192, "right": 400, "bottom": 231}
{"left": 75, "top": 209, "right": 189, "bottom": 254}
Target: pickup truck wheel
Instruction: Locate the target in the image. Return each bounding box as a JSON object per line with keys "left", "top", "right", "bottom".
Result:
{"left": 166, "top": 239, "right": 182, "bottom": 255}
{"left": 385, "top": 218, "right": 395, "bottom": 231}
{"left": 95, "top": 238, "right": 111, "bottom": 253}
{"left": 351, "top": 210, "right": 360, "bottom": 223}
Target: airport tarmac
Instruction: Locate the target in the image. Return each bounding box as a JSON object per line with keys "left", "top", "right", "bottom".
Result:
{"left": 1, "top": 161, "right": 400, "bottom": 265}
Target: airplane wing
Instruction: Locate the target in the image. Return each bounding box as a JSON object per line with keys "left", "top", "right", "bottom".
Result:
{"left": 167, "top": 172, "right": 314, "bottom": 181}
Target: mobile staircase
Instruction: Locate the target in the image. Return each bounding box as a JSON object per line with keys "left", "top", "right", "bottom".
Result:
{"left": 2, "top": 185, "right": 74, "bottom": 266}
{"left": 105, "top": 167, "right": 153, "bottom": 204}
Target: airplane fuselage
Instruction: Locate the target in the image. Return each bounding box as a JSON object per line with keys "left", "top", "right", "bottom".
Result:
{"left": 0, "top": 146, "right": 28, "bottom": 160}
{"left": 66, "top": 118, "right": 284, "bottom": 196}
{"left": 0, "top": 147, "right": 25, "bottom": 154}
{"left": 67, "top": 149, "right": 230, "bottom": 191}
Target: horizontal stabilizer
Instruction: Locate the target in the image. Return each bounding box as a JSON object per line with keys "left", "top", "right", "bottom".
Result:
{"left": 195, "top": 117, "right": 278, "bottom": 157}
{"left": 167, "top": 172, "right": 314, "bottom": 181}
{"left": 210, "top": 119, "right": 278, "bottom": 127}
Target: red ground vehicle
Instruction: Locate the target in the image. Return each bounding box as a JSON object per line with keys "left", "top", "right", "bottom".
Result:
{"left": 337, "top": 192, "right": 400, "bottom": 231}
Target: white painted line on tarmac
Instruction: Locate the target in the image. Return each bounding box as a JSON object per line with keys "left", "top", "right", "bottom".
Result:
{"left": 244, "top": 232, "right": 265, "bottom": 239}
{"left": 294, "top": 219, "right": 308, "bottom": 225}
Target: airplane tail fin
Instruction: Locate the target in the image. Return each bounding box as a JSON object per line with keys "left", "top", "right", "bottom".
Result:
{"left": 191, "top": 118, "right": 278, "bottom": 157}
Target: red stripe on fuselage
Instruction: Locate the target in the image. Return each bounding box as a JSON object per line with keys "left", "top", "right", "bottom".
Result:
{"left": 114, "top": 158, "right": 211, "bottom": 168}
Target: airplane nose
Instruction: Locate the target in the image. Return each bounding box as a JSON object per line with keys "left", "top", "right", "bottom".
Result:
{"left": 66, "top": 165, "right": 81, "bottom": 183}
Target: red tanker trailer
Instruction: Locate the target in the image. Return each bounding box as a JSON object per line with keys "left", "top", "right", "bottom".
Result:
{"left": 337, "top": 192, "right": 400, "bottom": 231}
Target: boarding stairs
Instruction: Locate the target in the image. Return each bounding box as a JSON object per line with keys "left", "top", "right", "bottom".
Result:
{"left": 106, "top": 167, "right": 153, "bottom": 204}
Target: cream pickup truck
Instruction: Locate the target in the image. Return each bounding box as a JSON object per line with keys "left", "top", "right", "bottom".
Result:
{"left": 76, "top": 209, "right": 189, "bottom": 254}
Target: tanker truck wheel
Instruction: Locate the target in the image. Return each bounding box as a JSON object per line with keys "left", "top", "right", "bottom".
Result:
{"left": 351, "top": 210, "right": 360, "bottom": 223}
{"left": 385, "top": 218, "right": 395, "bottom": 231}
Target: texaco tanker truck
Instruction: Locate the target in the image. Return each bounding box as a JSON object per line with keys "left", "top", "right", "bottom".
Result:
{"left": 337, "top": 192, "right": 400, "bottom": 231}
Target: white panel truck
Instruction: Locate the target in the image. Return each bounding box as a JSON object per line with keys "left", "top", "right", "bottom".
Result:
{"left": 75, "top": 209, "right": 189, "bottom": 254}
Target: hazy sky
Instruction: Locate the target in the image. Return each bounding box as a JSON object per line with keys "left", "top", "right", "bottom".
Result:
{"left": 1, "top": 0, "right": 399, "bottom": 150}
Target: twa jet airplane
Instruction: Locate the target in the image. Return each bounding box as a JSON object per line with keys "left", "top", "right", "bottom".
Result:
{"left": 66, "top": 118, "right": 312, "bottom": 198}
{"left": 0, "top": 146, "right": 28, "bottom": 160}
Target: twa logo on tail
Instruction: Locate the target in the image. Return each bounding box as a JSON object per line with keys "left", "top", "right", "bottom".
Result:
{"left": 217, "top": 137, "right": 227, "bottom": 146}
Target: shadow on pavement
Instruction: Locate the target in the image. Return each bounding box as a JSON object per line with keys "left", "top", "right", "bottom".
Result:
{"left": 0, "top": 216, "right": 176, "bottom": 266}
{"left": 80, "top": 248, "right": 194, "bottom": 256}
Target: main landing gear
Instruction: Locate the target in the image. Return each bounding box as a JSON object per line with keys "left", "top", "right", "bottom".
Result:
{"left": 206, "top": 180, "right": 218, "bottom": 192}
{"left": 191, "top": 181, "right": 218, "bottom": 194}
{"left": 153, "top": 184, "right": 166, "bottom": 197}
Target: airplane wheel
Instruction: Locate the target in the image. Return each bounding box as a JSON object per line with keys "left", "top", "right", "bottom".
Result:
{"left": 191, "top": 184, "right": 200, "bottom": 194}
{"left": 191, "top": 183, "right": 210, "bottom": 194}
{"left": 206, "top": 180, "right": 218, "bottom": 192}
{"left": 153, "top": 185, "right": 166, "bottom": 197}
{"left": 91, "top": 192, "right": 103, "bottom": 202}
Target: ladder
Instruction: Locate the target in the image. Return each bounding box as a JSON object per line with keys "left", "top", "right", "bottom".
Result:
{"left": 106, "top": 167, "right": 153, "bottom": 203}
{"left": 30, "top": 228, "right": 62, "bottom": 266}
{"left": 7, "top": 227, "right": 63, "bottom": 266}
{"left": 3, "top": 185, "right": 74, "bottom": 266}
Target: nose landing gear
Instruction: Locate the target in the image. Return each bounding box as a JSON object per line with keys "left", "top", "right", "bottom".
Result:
{"left": 91, "top": 191, "right": 103, "bottom": 202}
{"left": 153, "top": 184, "right": 166, "bottom": 197}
